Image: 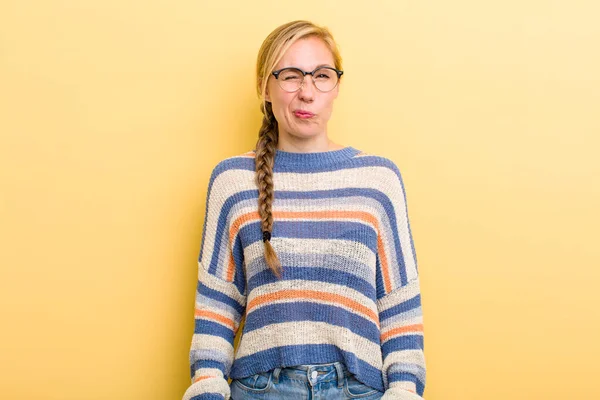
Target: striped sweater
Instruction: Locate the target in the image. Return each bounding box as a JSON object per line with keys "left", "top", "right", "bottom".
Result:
{"left": 182, "top": 146, "right": 426, "bottom": 400}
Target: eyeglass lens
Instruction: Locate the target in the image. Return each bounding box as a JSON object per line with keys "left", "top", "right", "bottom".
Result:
{"left": 277, "top": 68, "right": 339, "bottom": 92}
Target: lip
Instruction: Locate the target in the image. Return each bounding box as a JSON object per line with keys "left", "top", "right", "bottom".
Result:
{"left": 293, "top": 110, "right": 315, "bottom": 119}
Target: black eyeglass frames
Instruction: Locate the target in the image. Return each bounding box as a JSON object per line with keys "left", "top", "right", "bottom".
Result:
{"left": 271, "top": 66, "right": 344, "bottom": 93}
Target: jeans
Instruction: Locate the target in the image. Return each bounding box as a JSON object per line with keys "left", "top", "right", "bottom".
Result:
{"left": 229, "top": 361, "right": 384, "bottom": 399}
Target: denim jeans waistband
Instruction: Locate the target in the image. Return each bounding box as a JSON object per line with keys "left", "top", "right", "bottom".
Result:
{"left": 271, "top": 362, "right": 351, "bottom": 388}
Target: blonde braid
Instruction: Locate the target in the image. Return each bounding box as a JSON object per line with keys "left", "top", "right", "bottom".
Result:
{"left": 254, "top": 101, "right": 282, "bottom": 278}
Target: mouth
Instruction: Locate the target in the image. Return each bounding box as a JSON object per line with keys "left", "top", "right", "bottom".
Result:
{"left": 293, "top": 110, "right": 315, "bottom": 119}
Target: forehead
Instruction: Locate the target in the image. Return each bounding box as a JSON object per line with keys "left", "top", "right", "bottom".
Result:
{"left": 276, "top": 36, "right": 335, "bottom": 70}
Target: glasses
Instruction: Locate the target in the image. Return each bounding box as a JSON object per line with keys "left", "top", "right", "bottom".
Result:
{"left": 271, "top": 66, "right": 343, "bottom": 93}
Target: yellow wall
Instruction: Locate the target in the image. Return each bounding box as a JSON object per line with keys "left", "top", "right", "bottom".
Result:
{"left": 1, "top": 1, "right": 598, "bottom": 399}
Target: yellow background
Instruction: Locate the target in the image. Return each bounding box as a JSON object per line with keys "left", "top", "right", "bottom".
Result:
{"left": 1, "top": 1, "right": 599, "bottom": 399}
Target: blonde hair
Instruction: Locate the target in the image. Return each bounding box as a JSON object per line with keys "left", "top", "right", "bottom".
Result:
{"left": 254, "top": 20, "right": 343, "bottom": 279}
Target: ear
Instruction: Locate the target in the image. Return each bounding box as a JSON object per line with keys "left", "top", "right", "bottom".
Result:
{"left": 264, "top": 85, "right": 271, "bottom": 102}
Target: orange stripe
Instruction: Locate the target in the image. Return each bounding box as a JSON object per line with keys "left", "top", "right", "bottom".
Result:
{"left": 231, "top": 210, "right": 380, "bottom": 234}
{"left": 195, "top": 309, "right": 235, "bottom": 330}
{"left": 247, "top": 289, "right": 379, "bottom": 328}
{"left": 225, "top": 211, "right": 261, "bottom": 281}
{"left": 226, "top": 253, "right": 235, "bottom": 282}
{"left": 275, "top": 210, "right": 377, "bottom": 222}
{"left": 226, "top": 210, "right": 392, "bottom": 293}
{"left": 376, "top": 233, "right": 392, "bottom": 294}
{"left": 193, "top": 375, "right": 212, "bottom": 383}
{"left": 380, "top": 323, "right": 424, "bottom": 342}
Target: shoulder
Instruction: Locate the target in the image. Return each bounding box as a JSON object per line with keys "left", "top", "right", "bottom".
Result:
{"left": 204, "top": 150, "right": 256, "bottom": 203}
{"left": 350, "top": 148, "right": 405, "bottom": 182}
{"left": 211, "top": 149, "right": 255, "bottom": 175}
{"left": 208, "top": 149, "right": 255, "bottom": 182}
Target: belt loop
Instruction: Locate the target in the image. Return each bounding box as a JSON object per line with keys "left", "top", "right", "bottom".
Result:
{"left": 334, "top": 362, "right": 344, "bottom": 388}
{"left": 272, "top": 367, "right": 282, "bottom": 384}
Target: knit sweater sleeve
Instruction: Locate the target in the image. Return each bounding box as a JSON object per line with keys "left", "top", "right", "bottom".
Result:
{"left": 182, "top": 163, "right": 247, "bottom": 400}
{"left": 376, "top": 162, "right": 426, "bottom": 399}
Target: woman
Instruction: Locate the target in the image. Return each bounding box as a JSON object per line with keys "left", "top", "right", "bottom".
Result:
{"left": 182, "top": 20, "right": 426, "bottom": 400}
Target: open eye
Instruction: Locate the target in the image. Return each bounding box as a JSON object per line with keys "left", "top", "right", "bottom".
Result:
{"left": 314, "top": 68, "right": 335, "bottom": 81}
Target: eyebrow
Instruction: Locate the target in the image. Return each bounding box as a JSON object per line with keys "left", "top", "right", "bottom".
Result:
{"left": 281, "top": 64, "right": 335, "bottom": 70}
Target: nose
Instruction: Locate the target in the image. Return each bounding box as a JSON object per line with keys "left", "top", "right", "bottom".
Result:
{"left": 297, "top": 75, "right": 315, "bottom": 102}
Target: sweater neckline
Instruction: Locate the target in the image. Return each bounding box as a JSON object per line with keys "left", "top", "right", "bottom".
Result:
{"left": 272, "top": 146, "right": 360, "bottom": 168}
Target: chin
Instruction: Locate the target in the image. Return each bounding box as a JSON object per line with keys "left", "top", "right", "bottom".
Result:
{"left": 288, "top": 133, "right": 320, "bottom": 141}
{"left": 288, "top": 127, "right": 323, "bottom": 138}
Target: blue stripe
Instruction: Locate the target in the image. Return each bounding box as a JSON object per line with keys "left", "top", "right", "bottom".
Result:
{"left": 190, "top": 359, "right": 226, "bottom": 377}
{"left": 381, "top": 335, "right": 424, "bottom": 356}
{"left": 387, "top": 372, "right": 425, "bottom": 396}
{"left": 238, "top": 220, "right": 377, "bottom": 251}
{"left": 375, "top": 254, "right": 386, "bottom": 300}
{"left": 243, "top": 301, "right": 380, "bottom": 343}
{"left": 231, "top": 234, "right": 246, "bottom": 294}
{"left": 230, "top": 343, "right": 385, "bottom": 392}
{"left": 248, "top": 266, "right": 376, "bottom": 299}
{"left": 204, "top": 195, "right": 237, "bottom": 276}
{"left": 197, "top": 281, "right": 245, "bottom": 315}
{"left": 390, "top": 162, "right": 419, "bottom": 277}
{"left": 379, "top": 294, "right": 421, "bottom": 321}
{"left": 202, "top": 165, "right": 410, "bottom": 288}
{"left": 194, "top": 319, "right": 233, "bottom": 340}
{"left": 211, "top": 150, "right": 402, "bottom": 176}
{"left": 190, "top": 394, "right": 225, "bottom": 400}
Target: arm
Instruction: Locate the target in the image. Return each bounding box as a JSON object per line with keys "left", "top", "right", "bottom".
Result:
{"left": 378, "top": 279, "right": 425, "bottom": 399}
{"left": 182, "top": 164, "right": 247, "bottom": 400}
{"left": 376, "top": 162, "right": 426, "bottom": 399}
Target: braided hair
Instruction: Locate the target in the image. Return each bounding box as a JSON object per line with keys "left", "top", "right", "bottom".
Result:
{"left": 254, "top": 20, "right": 343, "bottom": 278}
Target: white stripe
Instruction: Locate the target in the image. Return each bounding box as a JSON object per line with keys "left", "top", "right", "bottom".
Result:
{"left": 377, "top": 278, "right": 421, "bottom": 310}
{"left": 389, "top": 363, "right": 426, "bottom": 384}
{"left": 236, "top": 321, "right": 383, "bottom": 369}
{"left": 247, "top": 280, "right": 377, "bottom": 316}
{"left": 200, "top": 165, "right": 417, "bottom": 286}
{"left": 382, "top": 385, "right": 421, "bottom": 399}
{"left": 182, "top": 377, "right": 230, "bottom": 400}
{"left": 229, "top": 197, "right": 381, "bottom": 233}
{"left": 381, "top": 350, "right": 426, "bottom": 389}
{"left": 198, "top": 261, "right": 246, "bottom": 305}
{"left": 190, "top": 349, "right": 231, "bottom": 368}
{"left": 196, "top": 292, "right": 242, "bottom": 321}
{"left": 380, "top": 307, "right": 423, "bottom": 329}
{"left": 382, "top": 350, "right": 426, "bottom": 371}
{"left": 380, "top": 318, "right": 424, "bottom": 344}
{"left": 191, "top": 334, "right": 234, "bottom": 356}
{"left": 244, "top": 238, "right": 376, "bottom": 281}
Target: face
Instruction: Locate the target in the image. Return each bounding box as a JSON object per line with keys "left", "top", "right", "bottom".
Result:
{"left": 265, "top": 36, "right": 340, "bottom": 142}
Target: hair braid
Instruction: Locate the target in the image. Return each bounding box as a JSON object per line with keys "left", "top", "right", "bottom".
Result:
{"left": 255, "top": 101, "right": 282, "bottom": 278}
{"left": 253, "top": 20, "right": 343, "bottom": 278}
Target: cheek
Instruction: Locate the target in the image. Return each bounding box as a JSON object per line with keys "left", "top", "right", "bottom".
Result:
{"left": 271, "top": 95, "right": 293, "bottom": 120}
{"left": 320, "top": 95, "right": 337, "bottom": 115}
{"left": 271, "top": 102, "right": 286, "bottom": 123}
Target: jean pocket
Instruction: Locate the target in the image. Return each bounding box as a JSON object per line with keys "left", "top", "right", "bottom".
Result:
{"left": 343, "top": 374, "right": 380, "bottom": 398}
{"left": 233, "top": 371, "right": 273, "bottom": 393}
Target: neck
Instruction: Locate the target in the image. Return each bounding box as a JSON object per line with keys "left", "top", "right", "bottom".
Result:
{"left": 276, "top": 131, "right": 343, "bottom": 153}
